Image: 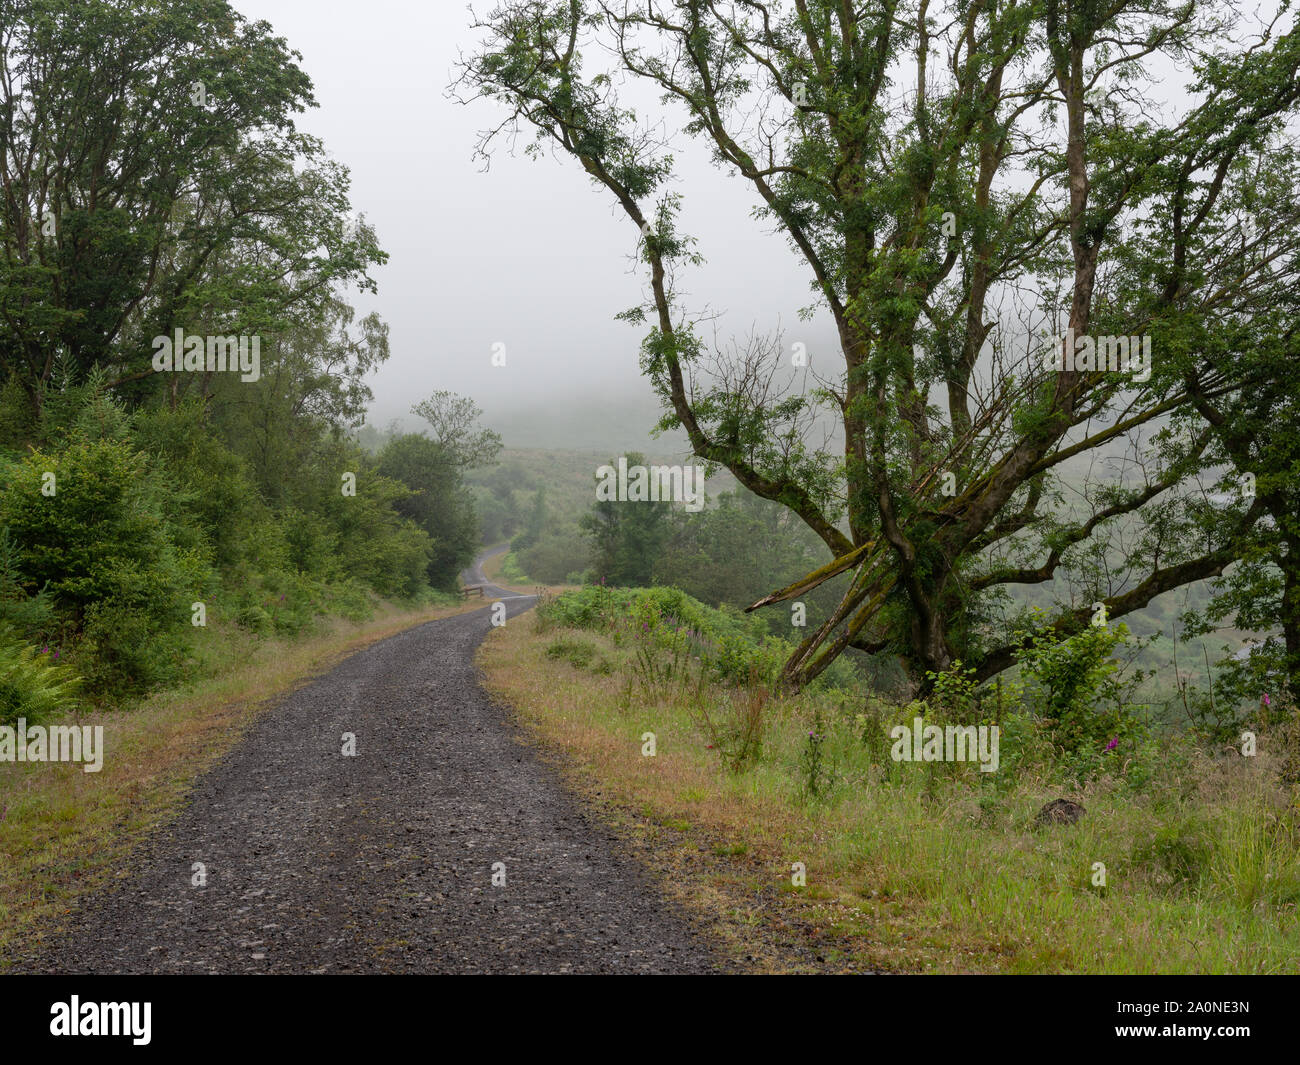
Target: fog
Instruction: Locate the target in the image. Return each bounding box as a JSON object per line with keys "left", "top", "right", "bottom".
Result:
{"left": 231, "top": 0, "right": 841, "bottom": 450}
{"left": 229, "top": 1, "right": 1273, "bottom": 456}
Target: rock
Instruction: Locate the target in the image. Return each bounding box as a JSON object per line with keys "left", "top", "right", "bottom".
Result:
{"left": 1034, "top": 798, "right": 1086, "bottom": 826}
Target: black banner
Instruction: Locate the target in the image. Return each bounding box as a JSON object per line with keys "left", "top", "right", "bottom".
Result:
{"left": 2, "top": 973, "right": 1293, "bottom": 1052}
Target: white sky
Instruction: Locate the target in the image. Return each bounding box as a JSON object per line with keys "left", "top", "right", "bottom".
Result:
{"left": 229, "top": 1, "right": 1288, "bottom": 448}
{"left": 231, "top": 0, "right": 831, "bottom": 440}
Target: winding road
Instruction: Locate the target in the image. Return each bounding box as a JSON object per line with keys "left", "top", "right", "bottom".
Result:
{"left": 12, "top": 548, "right": 721, "bottom": 974}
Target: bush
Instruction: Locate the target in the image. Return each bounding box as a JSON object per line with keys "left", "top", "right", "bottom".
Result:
{"left": 544, "top": 637, "right": 610, "bottom": 673}
{"left": 0, "top": 525, "right": 57, "bottom": 641}
{"left": 132, "top": 402, "right": 268, "bottom": 571}
{"left": 540, "top": 584, "right": 810, "bottom": 688}
{"left": 80, "top": 599, "right": 192, "bottom": 697}
{"left": 315, "top": 473, "right": 434, "bottom": 599}
{"left": 694, "top": 676, "right": 768, "bottom": 774}
{"left": 0, "top": 433, "right": 210, "bottom": 698}
{"left": 235, "top": 604, "right": 273, "bottom": 634}
{"left": 1128, "top": 817, "right": 1213, "bottom": 892}
{"left": 499, "top": 552, "right": 529, "bottom": 583}
{"left": 1013, "top": 612, "right": 1149, "bottom": 774}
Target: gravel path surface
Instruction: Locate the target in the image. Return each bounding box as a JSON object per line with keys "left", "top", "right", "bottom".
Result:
{"left": 13, "top": 549, "right": 723, "bottom": 974}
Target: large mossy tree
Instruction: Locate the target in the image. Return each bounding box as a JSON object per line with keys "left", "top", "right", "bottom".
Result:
{"left": 460, "top": 0, "right": 1300, "bottom": 695}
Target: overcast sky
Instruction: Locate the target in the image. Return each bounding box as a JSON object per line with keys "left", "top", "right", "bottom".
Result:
{"left": 230, "top": 0, "right": 832, "bottom": 444}
{"left": 228, "top": 1, "right": 1287, "bottom": 452}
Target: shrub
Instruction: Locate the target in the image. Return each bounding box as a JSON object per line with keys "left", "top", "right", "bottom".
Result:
{"left": 518, "top": 532, "right": 589, "bottom": 584}
{"left": 798, "top": 706, "right": 831, "bottom": 799}
{"left": 79, "top": 599, "right": 193, "bottom": 697}
{"left": 0, "top": 525, "right": 57, "bottom": 641}
{"left": 235, "top": 604, "right": 273, "bottom": 634}
{"left": 540, "top": 584, "right": 793, "bottom": 686}
{"left": 0, "top": 433, "right": 210, "bottom": 698}
{"left": 693, "top": 672, "right": 768, "bottom": 774}
{"left": 1013, "top": 612, "right": 1149, "bottom": 774}
{"left": 545, "top": 637, "right": 604, "bottom": 671}
{"left": 1128, "top": 817, "right": 1213, "bottom": 893}
{"left": 132, "top": 402, "right": 267, "bottom": 571}
{"left": 500, "top": 551, "right": 529, "bottom": 583}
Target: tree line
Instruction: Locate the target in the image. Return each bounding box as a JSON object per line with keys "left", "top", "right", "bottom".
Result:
{"left": 0, "top": 0, "right": 489, "bottom": 707}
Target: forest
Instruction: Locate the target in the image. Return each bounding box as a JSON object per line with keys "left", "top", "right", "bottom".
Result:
{"left": 1, "top": 0, "right": 1299, "bottom": 991}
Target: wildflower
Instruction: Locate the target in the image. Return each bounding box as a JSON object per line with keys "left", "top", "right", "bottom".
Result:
{"left": 1263, "top": 693, "right": 1271, "bottom": 707}
{"left": 1105, "top": 737, "right": 1118, "bottom": 751}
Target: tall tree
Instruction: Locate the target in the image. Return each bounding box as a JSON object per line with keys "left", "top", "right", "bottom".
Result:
{"left": 0, "top": 0, "right": 384, "bottom": 408}
{"left": 411, "top": 390, "right": 503, "bottom": 469}
{"left": 460, "top": 0, "right": 1300, "bottom": 692}
{"left": 376, "top": 434, "right": 480, "bottom": 588}
{"left": 581, "top": 451, "right": 671, "bottom": 585}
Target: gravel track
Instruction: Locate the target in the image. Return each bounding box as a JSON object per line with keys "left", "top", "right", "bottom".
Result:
{"left": 12, "top": 549, "right": 723, "bottom": 974}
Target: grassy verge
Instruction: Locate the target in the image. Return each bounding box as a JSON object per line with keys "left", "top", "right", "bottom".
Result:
{"left": 0, "top": 597, "right": 480, "bottom": 968}
{"left": 480, "top": 598, "right": 1300, "bottom": 974}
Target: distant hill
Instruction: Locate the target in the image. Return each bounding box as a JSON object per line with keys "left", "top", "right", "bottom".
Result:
{"left": 478, "top": 390, "right": 693, "bottom": 454}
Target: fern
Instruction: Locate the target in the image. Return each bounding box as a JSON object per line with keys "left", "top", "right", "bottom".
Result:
{"left": 0, "top": 628, "right": 80, "bottom": 726}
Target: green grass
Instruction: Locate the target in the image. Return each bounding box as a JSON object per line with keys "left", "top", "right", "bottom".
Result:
{"left": 481, "top": 586, "right": 1300, "bottom": 974}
